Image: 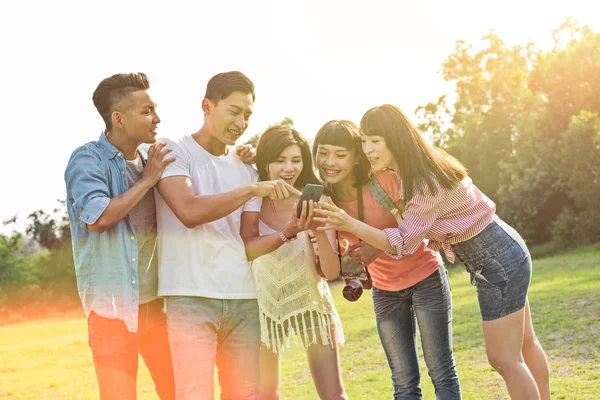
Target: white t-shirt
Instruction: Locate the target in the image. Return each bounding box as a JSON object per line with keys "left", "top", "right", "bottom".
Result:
{"left": 155, "top": 135, "right": 261, "bottom": 299}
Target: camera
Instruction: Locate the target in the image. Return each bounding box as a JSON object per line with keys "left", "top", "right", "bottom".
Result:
{"left": 342, "top": 271, "right": 373, "bottom": 302}
{"left": 340, "top": 252, "right": 373, "bottom": 301}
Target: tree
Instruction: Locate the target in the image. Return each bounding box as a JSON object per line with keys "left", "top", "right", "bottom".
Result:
{"left": 24, "top": 200, "right": 75, "bottom": 287}
{"left": 530, "top": 19, "right": 600, "bottom": 136}
{"left": 0, "top": 231, "right": 31, "bottom": 285}
{"left": 417, "top": 31, "right": 539, "bottom": 199}
{"left": 551, "top": 111, "right": 600, "bottom": 244}
{"left": 417, "top": 19, "right": 600, "bottom": 245}
{"left": 500, "top": 20, "right": 600, "bottom": 243}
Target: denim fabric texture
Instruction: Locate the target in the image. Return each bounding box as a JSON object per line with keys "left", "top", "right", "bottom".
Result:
{"left": 372, "top": 266, "right": 461, "bottom": 400}
{"left": 165, "top": 296, "right": 261, "bottom": 400}
{"left": 65, "top": 132, "right": 149, "bottom": 332}
{"left": 452, "top": 216, "right": 531, "bottom": 321}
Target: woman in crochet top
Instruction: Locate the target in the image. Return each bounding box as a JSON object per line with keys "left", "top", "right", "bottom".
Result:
{"left": 240, "top": 125, "right": 347, "bottom": 400}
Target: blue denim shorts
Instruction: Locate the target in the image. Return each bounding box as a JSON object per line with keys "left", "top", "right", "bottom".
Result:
{"left": 452, "top": 217, "right": 531, "bottom": 321}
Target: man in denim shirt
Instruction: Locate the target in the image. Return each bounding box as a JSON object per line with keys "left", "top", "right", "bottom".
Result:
{"left": 64, "top": 73, "right": 176, "bottom": 399}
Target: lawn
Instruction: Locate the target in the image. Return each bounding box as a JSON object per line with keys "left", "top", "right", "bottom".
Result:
{"left": 1, "top": 245, "right": 598, "bottom": 399}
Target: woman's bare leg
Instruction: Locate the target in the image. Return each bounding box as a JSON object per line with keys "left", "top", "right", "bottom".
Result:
{"left": 259, "top": 345, "right": 281, "bottom": 400}
{"left": 305, "top": 328, "right": 348, "bottom": 400}
{"left": 482, "top": 308, "right": 540, "bottom": 400}
{"left": 521, "top": 301, "right": 551, "bottom": 399}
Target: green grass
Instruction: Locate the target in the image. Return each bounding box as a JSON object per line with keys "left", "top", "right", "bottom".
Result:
{"left": 1, "top": 245, "right": 599, "bottom": 399}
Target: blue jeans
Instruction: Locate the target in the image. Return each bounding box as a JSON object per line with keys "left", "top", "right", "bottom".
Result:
{"left": 87, "top": 298, "right": 175, "bottom": 400}
{"left": 372, "top": 266, "right": 461, "bottom": 400}
{"left": 165, "top": 297, "right": 261, "bottom": 400}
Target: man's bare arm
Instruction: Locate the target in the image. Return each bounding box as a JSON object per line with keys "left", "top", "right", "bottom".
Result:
{"left": 156, "top": 176, "right": 291, "bottom": 229}
{"left": 240, "top": 200, "right": 311, "bottom": 261}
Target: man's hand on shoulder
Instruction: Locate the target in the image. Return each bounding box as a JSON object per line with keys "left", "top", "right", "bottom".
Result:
{"left": 141, "top": 141, "right": 176, "bottom": 188}
{"left": 235, "top": 144, "right": 255, "bottom": 164}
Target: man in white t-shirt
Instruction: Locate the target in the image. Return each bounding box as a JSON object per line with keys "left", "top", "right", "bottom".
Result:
{"left": 155, "top": 71, "right": 292, "bottom": 400}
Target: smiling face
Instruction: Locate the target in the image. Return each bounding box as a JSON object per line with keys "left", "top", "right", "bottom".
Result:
{"left": 315, "top": 143, "right": 357, "bottom": 186}
{"left": 117, "top": 89, "right": 161, "bottom": 144}
{"left": 267, "top": 144, "right": 304, "bottom": 186}
{"left": 361, "top": 134, "right": 396, "bottom": 172}
{"left": 204, "top": 91, "right": 254, "bottom": 146}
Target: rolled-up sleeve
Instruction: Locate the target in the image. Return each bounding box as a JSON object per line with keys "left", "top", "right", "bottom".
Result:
{"left": 383, "top": 181, "right": 446, "bottom": 259}
{"left": 65, "top": 148, "right": 111, "bottom": 226}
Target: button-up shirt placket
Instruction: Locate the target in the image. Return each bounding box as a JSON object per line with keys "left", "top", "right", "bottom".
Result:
{"left": 114, "top": 150, "right": 140, "bottom": 331}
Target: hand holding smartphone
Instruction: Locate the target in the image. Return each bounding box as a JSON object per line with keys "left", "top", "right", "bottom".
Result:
{"left": 296, "top": 184, "right": 324, "bottom": 218}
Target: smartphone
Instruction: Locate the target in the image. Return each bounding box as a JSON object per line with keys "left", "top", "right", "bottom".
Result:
{"left": 297, "top": 184, "right": 325, "bottom": 218}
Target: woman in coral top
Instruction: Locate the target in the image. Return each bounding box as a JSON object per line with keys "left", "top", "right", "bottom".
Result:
{"left": 313, "top": 120, "right": 461, "bottom": 400}
{"left": 316, "top": 105, "right": 550, "bottom": 400}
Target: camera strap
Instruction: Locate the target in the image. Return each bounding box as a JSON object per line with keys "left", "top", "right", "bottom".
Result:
{"left": 335, "top": 186, "right": 364, "bottom": 276}
{"left": 366, "top": 174, "right": 403, "bottom": 222}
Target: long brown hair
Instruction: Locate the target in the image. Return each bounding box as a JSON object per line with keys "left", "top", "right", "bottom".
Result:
{"left": 312, "top": 120, "right": 371, "bottom": 190}
{"left": 360, "top": 104, "right": 467, "bottom": 199}
{"left": 255, "top": 125, "right": 320, "bottom": 190}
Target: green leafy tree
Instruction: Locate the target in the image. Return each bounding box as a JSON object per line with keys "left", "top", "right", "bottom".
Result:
{"left": 0, "top": 231, "right": 31, "bottom": 285}
{"left": 417, "top": 31, "right": 539, "bottom": 199}
{"left": 530, "top": 19, "right": 600, "bottom": 136}
{"left": 417, "top": 19, "right": 600, "bottom": 245}
{"left": 24, "top": 201, "right": 75, "bottom": 287}
{"left": 500, "top": 20, "right": 600, "bottom": 242}
{"left": 552, "top": 111, "right": 600, "bottom": 244}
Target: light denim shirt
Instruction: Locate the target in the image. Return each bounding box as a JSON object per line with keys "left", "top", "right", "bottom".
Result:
{"left": 65, "top": 132, "right": 149, "bottom": 332}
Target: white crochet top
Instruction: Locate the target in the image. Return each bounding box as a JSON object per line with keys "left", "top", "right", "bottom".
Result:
{"left": 252, "top": 219, "right": 345, "bottom": 355}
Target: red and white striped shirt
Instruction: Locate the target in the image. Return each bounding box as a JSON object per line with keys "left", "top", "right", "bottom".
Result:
{"left": 384, "top": 176, "right": 496, "bottom": 263}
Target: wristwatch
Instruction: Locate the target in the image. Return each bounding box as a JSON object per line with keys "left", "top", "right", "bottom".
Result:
{"left": 279, "top": 227, "right": 297, "bottom": 243}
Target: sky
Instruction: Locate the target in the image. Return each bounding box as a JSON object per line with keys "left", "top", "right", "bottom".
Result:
{"left": 0, "top": 0, "right": 598, "bottom": 234}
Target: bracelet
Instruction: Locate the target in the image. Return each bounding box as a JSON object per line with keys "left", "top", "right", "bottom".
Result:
{"left": 279, "top": 227, "right": 297, "bottom": 243}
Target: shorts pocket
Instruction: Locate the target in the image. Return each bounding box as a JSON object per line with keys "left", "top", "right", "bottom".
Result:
{"left": 476, "top": 259, "right": 508, "bottom": 290}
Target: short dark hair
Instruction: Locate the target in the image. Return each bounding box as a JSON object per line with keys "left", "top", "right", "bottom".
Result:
{"left": 312, "top": 120, "right": 371, "bottom": 189}
{"left": 204, "top": 71, "right": 255, "bottom": 105}
{"left": 92, "top": 72, "right": 150, "bottom": 130}
{"left": 360, "top": 104, "right": 467, "bottom": 199}
{"left": 255, "top": 125, "right": 320, "bottom": 190}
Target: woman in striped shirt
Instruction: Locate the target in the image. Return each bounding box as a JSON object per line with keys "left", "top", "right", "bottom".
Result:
{"left": 315, "top": 105, "right": 550, "bottom": 400}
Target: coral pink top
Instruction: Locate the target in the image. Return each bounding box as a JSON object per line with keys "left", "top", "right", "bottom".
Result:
{"left": 336, "top": 170, "right": 442, "bottom": 291}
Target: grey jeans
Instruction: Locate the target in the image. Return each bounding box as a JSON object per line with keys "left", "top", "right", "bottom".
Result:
{"left": 373, "top": 266, "right": 461, "bottom": 400}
